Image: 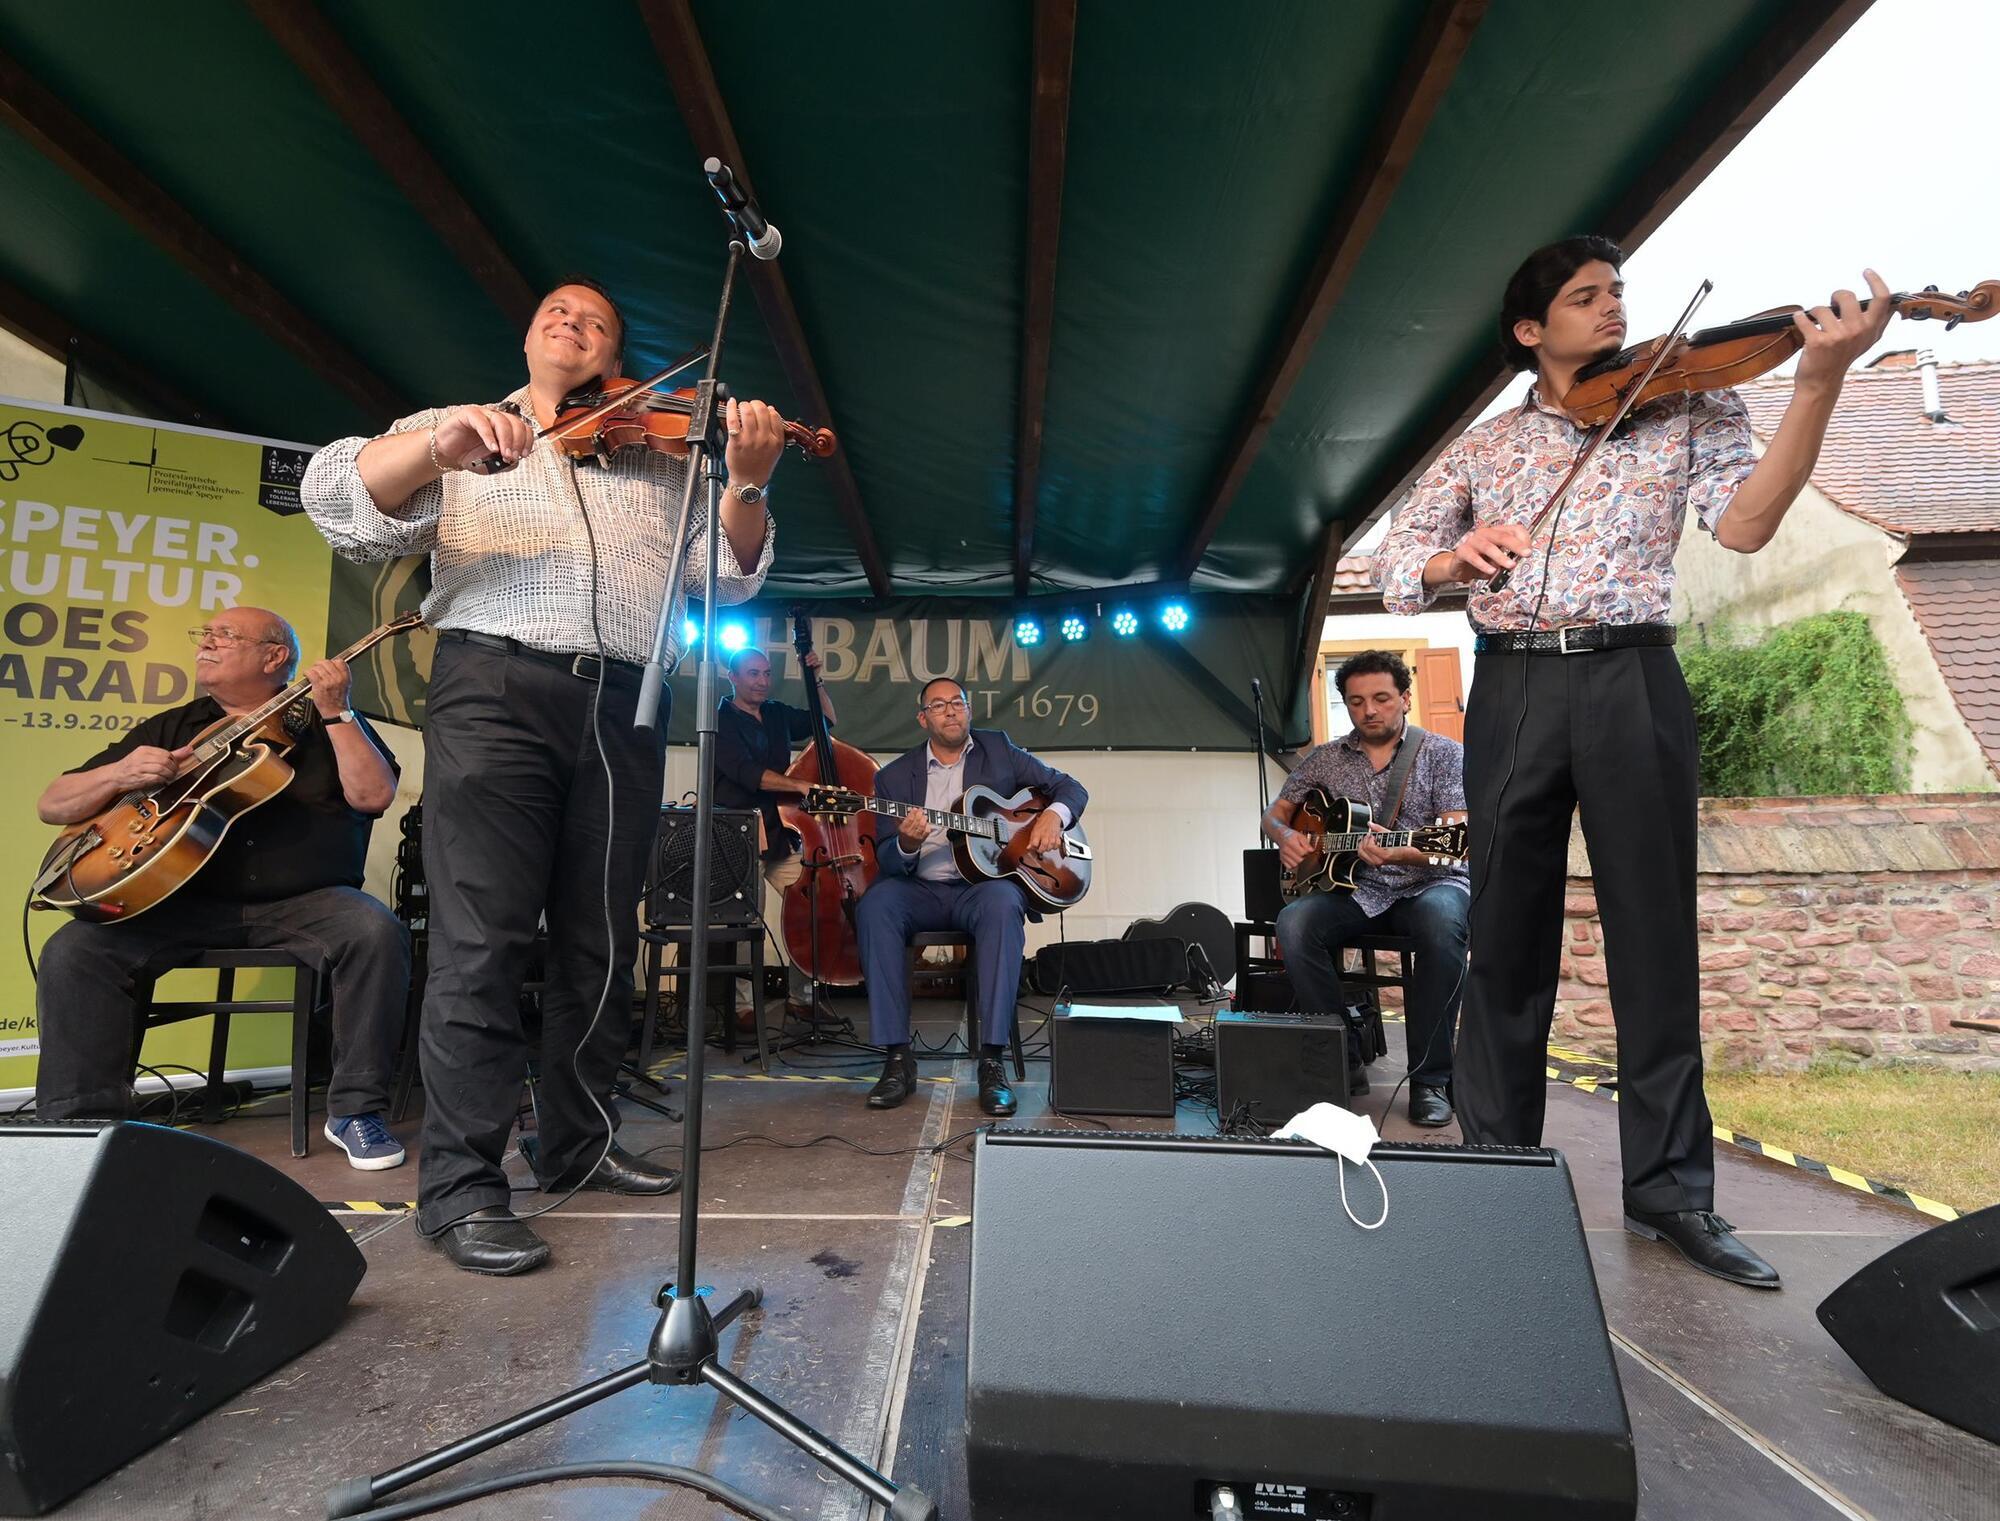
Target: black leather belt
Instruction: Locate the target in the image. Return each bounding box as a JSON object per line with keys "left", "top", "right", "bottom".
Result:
{"left": 441, "top": 628, "right": 642, "bottom": 681}
{"left": 1473, "top": 623, "right": 1677, "bottom": 656}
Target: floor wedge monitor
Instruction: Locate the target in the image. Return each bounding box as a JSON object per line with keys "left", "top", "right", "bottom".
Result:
{"left": 0, "top": 1121, "right": 366, "bottom": 1516}
{"left": 966, "top": 1129, "right": 1637, "bottom": 1521}
{"left": 1817, "top": 1202, "right": 2000, "bottom": 1446}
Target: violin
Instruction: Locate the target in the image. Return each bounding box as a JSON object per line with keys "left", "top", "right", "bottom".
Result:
{"left": 1560, "top": 280, "right": 1998, "bottom": 425}
{"left": 547, "top": 375, "right": 837, "bottom": 466}
{"left": 472, "top": 345, "right": 836, "bottom": 472}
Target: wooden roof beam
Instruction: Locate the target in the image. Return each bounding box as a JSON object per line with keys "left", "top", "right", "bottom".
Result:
{"left": 637, "top": 0, "right": 892, "bottom": 600}
{"left": 1331, "top": 0, "right": 1875, "bottom": 566}
{"left": 1012, "top": 0, "right": 1077, "bottom": 594}
{"left": 1174, "top": 0, "right": 1489, "bottom": 583}
{"left": 0, "top": 274, "right": 236, "bottom": 428}
{"left": 244, "top": 0, "right": 538, "bottom": 326}
{"left": 0, "top": 44, "right": 409, "bottom": 420}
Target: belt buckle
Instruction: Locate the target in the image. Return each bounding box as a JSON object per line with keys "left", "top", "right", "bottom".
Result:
{"left": 1557, "top": 626, "right": 1582, "bottom": 654}
{"left": 570, "top": 653, "right": 600, "bottom": 680}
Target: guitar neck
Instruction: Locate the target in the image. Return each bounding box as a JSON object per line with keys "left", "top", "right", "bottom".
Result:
{"left": 851, "top": 795, "right": 996, "bottom": 839}
{"left": 1319, "top": 829, "right": 1422, "bottom": 852}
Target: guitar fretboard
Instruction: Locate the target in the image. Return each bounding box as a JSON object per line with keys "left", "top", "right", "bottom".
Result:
{"left": 1318, "top": 829, "right": 1426, "bottom": 852}
{"left": 833, "top": 795, "right": 998, "bottom": 839}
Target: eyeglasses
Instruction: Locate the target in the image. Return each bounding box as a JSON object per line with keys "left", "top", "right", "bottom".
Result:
{"left": 921, "top": 697, "right": 968, "bottom": 715}
{"left": 187, "top": 626, "right": 284, "bottom": 650}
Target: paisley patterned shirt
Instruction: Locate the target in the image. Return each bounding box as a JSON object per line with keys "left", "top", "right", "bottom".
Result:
{"left": 1375, "top": 386, "right": 1757, "bottom": 630}
{"left": 1278, "top": 725, "right": 1467, "bottom": 918}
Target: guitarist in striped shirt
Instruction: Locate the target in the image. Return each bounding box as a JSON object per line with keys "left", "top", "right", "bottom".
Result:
{"left": 1260, "top": 650, "right": 1469, "bottom": 1127}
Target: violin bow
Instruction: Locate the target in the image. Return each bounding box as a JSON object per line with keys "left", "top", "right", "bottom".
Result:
{"left": 468, "top": 342, "right": 711, "bottom": 474}
{"left": 1489, "top": 278, "right": 1713, "bottom": 595}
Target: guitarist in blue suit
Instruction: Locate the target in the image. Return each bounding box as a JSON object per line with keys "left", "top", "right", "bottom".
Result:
{"left": 855, "top": 676, "right": 1088, "bottom": 1116}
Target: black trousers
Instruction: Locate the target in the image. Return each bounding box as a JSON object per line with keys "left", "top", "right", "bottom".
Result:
{"left": 1272, "top": 883, "right": 1468, "bottom": 1086}
{"left": 1456, "top": 646, "right": 1714, "bottom": 1215}
{"left": 415, "top": 639, "right": 667, "bottom": 1235}
{"left": 34, "top": 887, "right": 409, "bottom": 1122}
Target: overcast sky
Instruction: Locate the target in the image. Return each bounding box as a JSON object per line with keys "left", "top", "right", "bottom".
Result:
{"left": 1474, "top": 0, "right": 2000, "bottom": 426}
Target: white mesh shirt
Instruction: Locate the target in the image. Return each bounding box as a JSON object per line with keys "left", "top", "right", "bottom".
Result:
{"left": 301, "top": 386, "right": 774, "bottom": 666}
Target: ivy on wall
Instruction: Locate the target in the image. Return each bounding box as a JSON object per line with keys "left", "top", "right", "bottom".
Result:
{"left": 1680, "top": 612, "right": 1912, "bottom": 797}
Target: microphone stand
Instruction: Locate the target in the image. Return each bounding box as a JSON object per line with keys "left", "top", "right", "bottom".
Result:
{"left": 1250, "top": 676, "right": 1273, "bottom": 830}
{"left": 329, "top": 173, "right": 936, "bottom": 1521}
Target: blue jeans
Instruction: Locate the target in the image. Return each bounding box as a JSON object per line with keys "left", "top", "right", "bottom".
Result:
{"left": 1273, "top": 883, "right": 1468, "bottom": 1086}
{"left": 855, "top": 875, "right": 1027, "bottom": 1048}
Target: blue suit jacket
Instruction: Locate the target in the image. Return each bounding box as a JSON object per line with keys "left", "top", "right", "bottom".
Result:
{"left": 871, "top": 728, "right": 1088, "bottom": 885}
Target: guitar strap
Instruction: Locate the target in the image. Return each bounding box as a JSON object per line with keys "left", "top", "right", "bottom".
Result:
{"left": 1379, "top": 723, "right": 1428, "bottom": 829}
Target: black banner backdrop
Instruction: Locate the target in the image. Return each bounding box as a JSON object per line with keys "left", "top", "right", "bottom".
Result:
{"left": 329, "top": 558, "right": 1307, "bottom": 752}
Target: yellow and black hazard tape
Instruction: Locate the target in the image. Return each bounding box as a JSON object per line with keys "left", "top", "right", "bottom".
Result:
{"left": 1538, "top": 1053, "right": 1962, "bottom": 1223}
{"left": 324, "top": 1200, "right": 414, "bottom": 1213}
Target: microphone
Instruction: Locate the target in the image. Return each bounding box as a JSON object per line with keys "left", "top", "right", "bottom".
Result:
{"left": 1250, "top": 677, "right": 1263, "bottom": 700}
{"left": 703, "top": 158, "right": 782, "bottom": 261}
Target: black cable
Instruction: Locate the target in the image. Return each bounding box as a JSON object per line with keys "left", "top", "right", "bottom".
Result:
{"left": 21, "top": 893, "right": 38, "bottom": 981}
{"left": 335, "top": 1459, "right": 787, "bottom": 1521}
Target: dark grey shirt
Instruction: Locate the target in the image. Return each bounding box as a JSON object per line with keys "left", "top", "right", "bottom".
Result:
{"left": 1278, "top": 725, "right": 1468, "bottom": 917}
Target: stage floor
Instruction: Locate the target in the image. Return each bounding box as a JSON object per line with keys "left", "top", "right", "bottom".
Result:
{"left": 64, "top": 994, "right": 2000, "bottom": 1521}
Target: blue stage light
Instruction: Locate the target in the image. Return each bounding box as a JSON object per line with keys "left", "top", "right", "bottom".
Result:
{"left": 1059, "top": 612, "right": 1088, "bottom": 643}
{"left": 1159, "top": 601, "right": 1191, "bottom": 633}
{"left": 1110, "top": 608, "right": 1140, "bottom": 638}
{"left": 1014, "top": 616, "right": 1043, "bottom": 647}
{"left": 682, "top": 617, "right": 702, "bottom": 645}
{"left": 718, "top": 621, "right": 751, "bottom": 653}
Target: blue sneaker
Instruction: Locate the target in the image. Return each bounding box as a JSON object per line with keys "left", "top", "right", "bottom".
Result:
{"left": 325, "top": 1112, "right": 407, "bottom": 1171}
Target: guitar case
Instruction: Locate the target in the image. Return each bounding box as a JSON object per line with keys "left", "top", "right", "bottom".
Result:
{"left": 1124, "top": 901, "right": 1235, "bottom": 988}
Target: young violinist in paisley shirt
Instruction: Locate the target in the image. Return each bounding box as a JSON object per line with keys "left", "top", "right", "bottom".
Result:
{"left": 1377, "top": 237, "right": 1893, "bottom": 1291}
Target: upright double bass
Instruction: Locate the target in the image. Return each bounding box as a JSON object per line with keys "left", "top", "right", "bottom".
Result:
{"left": 778, "top": 612, "right": 877, "bottom": 983}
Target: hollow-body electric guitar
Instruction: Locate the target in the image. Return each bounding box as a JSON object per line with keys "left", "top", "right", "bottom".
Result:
{"left": 803, "top": 782, "right": 1093, "bottom": 913}
{"left": 1282, "top": 788, "right": 1469, "bottom": 901}
{"left": 31, "top": 612, "right": 424, "bottom": 922}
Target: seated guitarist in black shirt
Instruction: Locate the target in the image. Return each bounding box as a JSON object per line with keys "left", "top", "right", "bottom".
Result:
{"left": 32, "top": 607, "right": 411, "bottom": 1170}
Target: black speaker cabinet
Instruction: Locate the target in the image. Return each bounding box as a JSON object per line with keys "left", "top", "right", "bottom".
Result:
{"left": 1215, "top": 1010, "right": 1354, "bottom": 1127}
{"left": 1049, "top": 1008, "right": 1176, "bottom": 1117}
{"left": 1818, "top": 1202, "right": 2000, "bottom": 1445}
{"left": 650, "top": 806, "right": 759, "bottom": 926}
{"left": 968, "top": 1130, "right": 1635, "bottom": 1520}
{"left": 1243, "top": 847, "right": 1284, "bottom": 925}
{"left": 0, "top": 1122, "right": 366, "bottom": 1515}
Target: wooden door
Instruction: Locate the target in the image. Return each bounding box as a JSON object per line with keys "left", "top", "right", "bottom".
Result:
{"left": 1415, "top": 647, "right": 1464, "bottom": 741}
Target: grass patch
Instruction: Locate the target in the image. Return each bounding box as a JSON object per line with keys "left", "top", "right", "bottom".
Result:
{"left": 1704, "top": 1062, "right": 2000, "bottom": 1212}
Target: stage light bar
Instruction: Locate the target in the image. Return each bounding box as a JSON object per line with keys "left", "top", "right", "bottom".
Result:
{"left": 1159, "top": 601, "right": 1191, "bottom": 633}
{"left": 718, "top": 621, "right": 751, "bottom": 653}
{"left": 1059, "top": 612, "right": 1088, "bottom": 643}
{"left": 682, "top": 616, "right": 701, "bottom": 645}
{"left": 1110, "top": 608, "right": 1140, "bottom": 637}
{"left": 1014, "top": 615, "right": 1043, "bottom": 647}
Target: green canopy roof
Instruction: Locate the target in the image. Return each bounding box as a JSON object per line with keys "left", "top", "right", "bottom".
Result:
{"left": 0, "top": 0, "right": 1866, "bottom": 629}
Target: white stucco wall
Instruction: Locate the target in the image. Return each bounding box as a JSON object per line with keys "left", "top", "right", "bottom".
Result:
{"left": 1673, "top": 482, "right": 1995, "bottom": 792}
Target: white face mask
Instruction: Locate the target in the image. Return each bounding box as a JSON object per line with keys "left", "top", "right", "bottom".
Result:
{"left": 1275, "top": 1102, "right": 1389, "bottom": 1230}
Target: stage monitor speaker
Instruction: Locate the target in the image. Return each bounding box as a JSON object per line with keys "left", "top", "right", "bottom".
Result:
{"left": 1817, "top": 1203, "right": 2000, "bottom": 1445}
{"left": 1029, "top": 937, "right": 1187, "bottom": 997}
{"left": 967, "top": 1130, "right": 1636, "bottom": 1521}
{"left": 1243, "top": 847, "right": 1283, "bottom": 926}
{"left": 650, "top": 806, "right": 759, "bottom": 926}
{"left": 1215, "top": 1010, "right": 1357, "bottom": 1125}
{"left": 1049, "top": 1008, "right": 1175, "bottom": 1118}
{"left": 0, "top": 1122, "right": 366, "bottom": 1515}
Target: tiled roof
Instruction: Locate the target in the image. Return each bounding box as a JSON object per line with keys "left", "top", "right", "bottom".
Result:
{"left": 1737, "top": 356, "right": 2000, "bottom": 535}
{"left": 1332, "top": 555, "right": 1377, "bottom": 595}
{"left": 1895, "top": 557, "right": 2000, "bottom": 778}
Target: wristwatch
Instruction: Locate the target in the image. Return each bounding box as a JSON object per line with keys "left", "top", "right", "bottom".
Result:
{"left": 324, "top": 708, "right": 356, "bottom": 726}
{"left": 727, "top": 481, "right": 768, "bottom": 506}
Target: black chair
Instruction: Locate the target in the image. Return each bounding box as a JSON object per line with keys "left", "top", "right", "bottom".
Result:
{"left": 136, "top": 947, "right": 330, "bottom": 1158}
{"left": 909, "top": 930, "right": 1025, "bottom": 1079}
{"left": 638, "top": 925, "right": 769, "bottom": 1073}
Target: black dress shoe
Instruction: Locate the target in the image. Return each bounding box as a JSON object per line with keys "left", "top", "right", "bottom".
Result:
{"left": 976, "top": 1057, "right": 1017, "bottom": 1118}
{"left": 549, "top": 1143, "right": 680, "bottom": 1196}
{"left": 1408, "top": 1082, "right": 1453, "bottom": 1128}
{"left": 434, "top": 1208, "right": 552, "bottom": 1277}
{"left": 867, "top": 1051, "right": 920, "bottom": 1110}
{"left": 1624, "top": 1208, "right": 1782, "bottom": 1289}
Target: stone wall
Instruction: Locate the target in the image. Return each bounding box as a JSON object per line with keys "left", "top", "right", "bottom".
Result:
{"left": 1553, "top": 793, "right": 2000, "bottom": 1072}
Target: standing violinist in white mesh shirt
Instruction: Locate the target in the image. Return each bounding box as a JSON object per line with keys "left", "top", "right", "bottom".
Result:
{"left": 302, "top": 278, "right": 783, "bottom": 1277}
